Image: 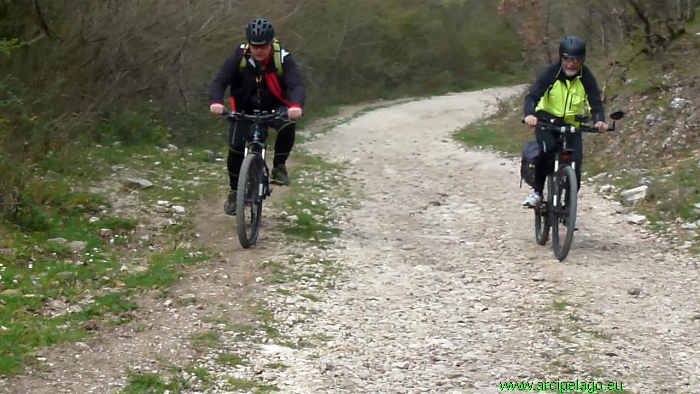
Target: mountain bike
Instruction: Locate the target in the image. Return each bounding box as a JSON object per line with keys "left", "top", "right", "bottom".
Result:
{"left": 222, "top": 108, "right": 290, "bottom": 248}
{"left": 526, "top": 110, "right": 624, "bottom": 261}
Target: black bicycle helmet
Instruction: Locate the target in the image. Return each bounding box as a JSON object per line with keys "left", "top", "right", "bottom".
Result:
{"left": 246, "top": 18, "right": 275, "bottom": 45}
{"left": 559, "top": 35, "right": 586, "bottom": 59}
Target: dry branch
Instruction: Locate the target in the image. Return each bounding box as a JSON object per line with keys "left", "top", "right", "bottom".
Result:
{"left": 601, "top": 37, "right": 632, "bottom": 102}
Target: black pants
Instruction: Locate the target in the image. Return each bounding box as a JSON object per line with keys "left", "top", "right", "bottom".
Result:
{"left": 533, "top": 127, "right": 583, "bottom": 195}
{"left": 227, "top": 118, "right": 296, "bottom": 190}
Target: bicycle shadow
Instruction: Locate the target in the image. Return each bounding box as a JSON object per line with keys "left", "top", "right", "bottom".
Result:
{"left": 571, "top": 233, "right": 640, "bottom": 254}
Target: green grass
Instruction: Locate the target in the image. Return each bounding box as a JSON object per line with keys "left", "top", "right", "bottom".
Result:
{"left": 312, "top": 332, "right": 333, "bottom": 342}
{"left": 295, "top": 105, "right": 341, "bottom": 130}
{"left": 637, "top": 161, "right": 700, "bottom": 222}
{"left": 175, "top": 296, "right": 198, "bottom": 307}
{"left": 454, "top": 123, "right": 529, "bottom": 157}
{"left": 598, "top": 26, "right": 700, "bottom": 98}
{"left": 228, "top": 377, "right": 258, "bottom": 390}
{"left": 123, "top": 249, "right": 209, "bottom": 290}
{"left": 0, "top": 139, "right": 220, "bottom": 377}
{"left": 190, "top": 330, "right": 220, "bottom": 349}
{"left": 552, "top": 300, "right": 571, "bottom": 312}
{"left": 453, "top": 94, "right": 530, "bottom": 157}
{"left": 275, "top": 288, "right": 292, "bottom": 296}
{"left": 277, "top": 151, "right": 346, "bottom": 243}
{"left": 227, "top": 323, "right": 257, "bottom": 340}
{"left": 258, "top": 324, "right": 281, "bottom": 338}
{"left": 121, "top": 371, "right": 177, "bottom": 394}
{"left": 218, "top": 353, "right": 247, "bottom": 367}
{"left": 189, "top": 366, "right": 211, "bottom": 383}
{"left": 584, "top": 147, "right": 700, "bottom": 242}
{"left": 120, "top": 363, "right": 216, "bottom": 393}
{"left": 300, "top": 293, "right": 321, "bottom": 302}
{"left": 0, "top": 247, "right": 207, "bottom": 376}
{"left": 226, "top": 377, "right": 280, "bottom": 392}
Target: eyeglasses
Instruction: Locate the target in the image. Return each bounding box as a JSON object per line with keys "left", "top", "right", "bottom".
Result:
{"left": 562, "top": 57, "right": 582, "bottom": 63}
{"left": 250, "top": 43, "right": 271, "bottom": 50}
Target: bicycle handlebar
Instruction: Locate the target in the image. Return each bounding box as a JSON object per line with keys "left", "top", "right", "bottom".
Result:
{"left": 221, "top": 109, "right": 290, "bottom": 123}
{"left": 521, "top": 119, "right": 616, "bottom": 133}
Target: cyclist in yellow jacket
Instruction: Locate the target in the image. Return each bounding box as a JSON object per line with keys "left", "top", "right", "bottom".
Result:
{"left": 521, "top": 36, "right": 609, "bottom": 226}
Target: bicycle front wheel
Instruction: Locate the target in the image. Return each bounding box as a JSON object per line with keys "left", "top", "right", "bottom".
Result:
{"left": 551, "top": 165, "right": 577, "bottom": 261}
{"left": 236, "top": 153, "right": 264, "bottom": 248}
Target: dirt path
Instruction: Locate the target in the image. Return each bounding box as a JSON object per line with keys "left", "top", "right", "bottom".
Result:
{"left": 3, "top": 88, "right": 699, "bottom": 394}
{"left": 271, "top": 86, "right": 700, "bottom": 394}
{"left": 0, "top": 99, "right": 405, "bottom": 394}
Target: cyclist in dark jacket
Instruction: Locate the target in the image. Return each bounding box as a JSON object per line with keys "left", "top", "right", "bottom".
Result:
{"left": 521, "top": 35, "right": 609, "bottom": 228}
{"left": 209, "top": 18, "right": 305, "bottom": 215}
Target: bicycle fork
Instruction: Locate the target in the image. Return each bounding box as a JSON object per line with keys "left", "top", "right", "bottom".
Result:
{"left": 259, "top": 159, "right": 269, "bottom": 200}
{"left": 258, "top": 153, "right": 271, "bottom": 201}
{"left": 552, "top": 135, "right": 576, "bottom": 210}
{"left": 242, "top": 146, "right": 266, "bottom": 160}
{"left": 553, "top": 159, "right": 560, "bottom": 209}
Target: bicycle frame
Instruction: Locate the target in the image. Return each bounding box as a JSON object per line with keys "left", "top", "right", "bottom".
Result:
{"left": 244, "top": 117, "right": 269, "bottom": 159}
{"left": 549, "top": 130, "right": 577, "bottom": 210}
{"left": 222, "top": 108, "right": 290, "bottom": 199}
{"left": 223, "top": 108, "right": 289, "bottom": 155}
{"left": 537, "top": 118, "right": 606, "bottom": 210}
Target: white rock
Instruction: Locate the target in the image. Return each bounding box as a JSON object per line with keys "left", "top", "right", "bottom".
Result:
{"left": 620, "top": 186, "right": 648, "bottom": 206}
{"left": 599, "top": 184, "right": 615, "bottom": 193}
{"left": 69, "top": 241, "right": 87, "bottom": 252}
{"left": 680, "top": 222, "right": 697, "bottom": 230}
{"left": 670, "top": 97, "right": 691, "bottom": 109}
{"left": 123, "top": 177, "right": 153, "bottom": 189}
{"left": 628, "top": 214, "right": 647, "bottom": 225}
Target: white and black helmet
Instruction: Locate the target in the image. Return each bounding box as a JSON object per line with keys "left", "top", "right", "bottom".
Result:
{"left": 246, "top": 18, "right": 275, "bottom": 45}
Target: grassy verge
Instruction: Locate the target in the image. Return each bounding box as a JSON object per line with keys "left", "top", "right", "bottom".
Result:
{"left": 0, "top": 141, "right": 224, "bottom": 377}
{"left": 453, "top": 92, "right": 531, "bottom": 158}
{"left": 275, "top": 151, "right": 348, "bottom": 244}
{"left": 0, "top": 95, "right": 366, "bottom": 381}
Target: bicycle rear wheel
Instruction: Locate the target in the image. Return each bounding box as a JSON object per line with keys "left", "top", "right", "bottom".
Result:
{"left": 534, "top": 174, "right": 552, "bottom": 245}
{"left": 551, "top": 165, "right": 577, "bottom": 261}
{"left": 236, "top": 153, "right": 264, "bottom": 248}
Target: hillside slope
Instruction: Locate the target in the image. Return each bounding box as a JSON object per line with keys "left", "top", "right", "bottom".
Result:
{"left": 456, "top": 22, "right": 700, "bottom": 253}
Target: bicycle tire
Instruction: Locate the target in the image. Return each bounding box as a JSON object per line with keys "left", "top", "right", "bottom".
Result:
{"left": 534, "top": 174, "right": 553, "bottom": 245}
{"left": 551, "top": 165, "right": 577, "bottom": 261}
{"left": 236, "top": 154, "right": 264, "bottom": 248}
